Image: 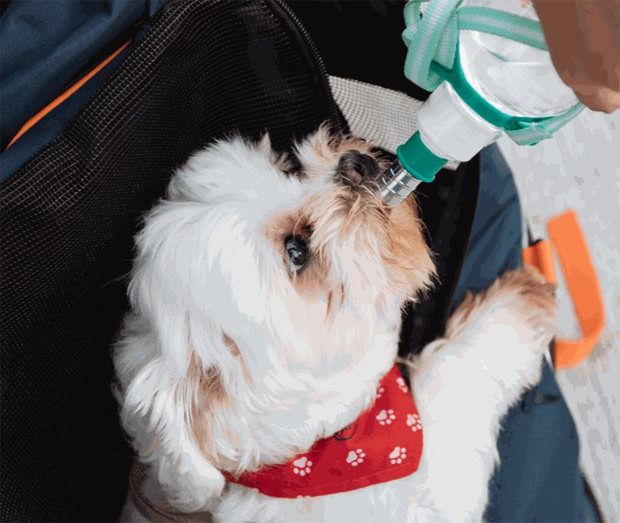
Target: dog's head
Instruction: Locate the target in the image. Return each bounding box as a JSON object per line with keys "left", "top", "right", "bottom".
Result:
{"left": 117, "top": 127, "right": 434, "bottom": 510}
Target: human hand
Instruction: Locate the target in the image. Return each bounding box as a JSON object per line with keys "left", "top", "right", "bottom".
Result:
{"left": 533, "top": 0, "right": 620, "bottom": 113}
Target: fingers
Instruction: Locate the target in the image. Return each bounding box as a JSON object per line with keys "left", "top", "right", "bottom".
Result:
{"left": 534, "top": 0, "right": 620, "bottom": 114}
{"left": 572, "top": 84, "right": 620, "bottom": 115}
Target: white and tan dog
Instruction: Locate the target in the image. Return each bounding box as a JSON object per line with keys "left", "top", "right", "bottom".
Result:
{"left": 114, "top": 128, "right": 555, "bottom": 522}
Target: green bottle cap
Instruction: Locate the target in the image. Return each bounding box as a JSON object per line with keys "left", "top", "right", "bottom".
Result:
{"left": 396, "top": 131, "right": 448, "bottom": 183}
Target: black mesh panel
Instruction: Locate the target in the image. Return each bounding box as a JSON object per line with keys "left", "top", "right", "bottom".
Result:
{"left": 0, "top": 1, "right": 344, "bottom": 520}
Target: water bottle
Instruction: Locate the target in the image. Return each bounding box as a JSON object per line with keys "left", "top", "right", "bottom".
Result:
{"left": 377, "top": 0, "right": 581, "bottom": 207}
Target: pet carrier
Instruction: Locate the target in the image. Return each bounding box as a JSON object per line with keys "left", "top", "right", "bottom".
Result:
{"left": 0, "top": 1, "right": 601, "bottom": 521}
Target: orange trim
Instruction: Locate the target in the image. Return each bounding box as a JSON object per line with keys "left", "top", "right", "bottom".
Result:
{"left": 6, "top": 40, "right": 131, "bottom": 149}
{"left": 523, "top": 210, "right": 605, "bottom": 369}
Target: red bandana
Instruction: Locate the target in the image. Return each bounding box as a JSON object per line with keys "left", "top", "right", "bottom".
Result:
{"left": 224, "top": 365, "right": 423, "bottom": 498}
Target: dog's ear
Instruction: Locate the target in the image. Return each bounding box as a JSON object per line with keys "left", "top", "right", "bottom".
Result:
{"left": 122, "top": 205, "right": 232, "bottom": 510}
{"left": 129, "top": 202, "right": 234, "bottom": 374}
{"left": 121, "top": 350, "right": 226, "bottom": 511}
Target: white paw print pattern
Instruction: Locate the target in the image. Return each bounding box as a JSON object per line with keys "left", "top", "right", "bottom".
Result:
{"left": 406, "top": 413, "right": 422, "bottom": 432}
{"left": 376, "top": 409, "right": 396, "bottom": 425}
{"left": 376, "top": 385, "right": 385, "bottom": 398}
{"left": 292, "top": 456, "right": 312, "bottom": 476}
{"left": 396, "top": 377, "right": 409, "bottom": 393}
{"left": 389, "top": 446, "right": 407, "bottom": 465}
{"left": 346, "top": 448, "right": 366, "bottom": 467}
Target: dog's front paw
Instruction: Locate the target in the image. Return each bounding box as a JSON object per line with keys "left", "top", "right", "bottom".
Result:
{"left": 409, "top": 267, "right": 556, "bottom": 522}
{"left": 506, "top": 265, "right": 556, "bottom": 345}
{"left": 448, "top": 265, "right": 555, "bottom": 346}
{"left": 444, "top": 265, "right": 556, "bottom": 391}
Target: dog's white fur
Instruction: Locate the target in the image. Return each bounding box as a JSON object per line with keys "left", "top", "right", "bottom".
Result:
{"left": 114, "top": 129, "right": 555, "bottom": 522}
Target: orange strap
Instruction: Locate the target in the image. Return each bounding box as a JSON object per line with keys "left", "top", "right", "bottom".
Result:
{"left": 522, "top": 210, "right": 605, "bottom": 369}
{"left": 6, "top": 41, "right": 131, "bottom": 149}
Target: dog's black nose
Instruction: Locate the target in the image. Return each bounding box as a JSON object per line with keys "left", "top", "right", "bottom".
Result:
{"left": 336, "top": 150, "right": 379, "bottom": 186}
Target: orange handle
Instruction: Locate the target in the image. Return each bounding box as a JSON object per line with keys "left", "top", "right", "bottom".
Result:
{"left": 523, "top": 210, "right": 605, "bottom": 369}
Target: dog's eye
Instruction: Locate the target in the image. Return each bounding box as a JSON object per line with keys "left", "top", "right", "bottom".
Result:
{"left": 285, "top": 235, "right": 309, "bottom": 272}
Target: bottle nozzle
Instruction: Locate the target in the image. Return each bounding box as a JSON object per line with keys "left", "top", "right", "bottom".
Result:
{"left": 375, "top": 131, "right": 448, "bottom": 207}
{"left": 376, "top": 159, "right": 421, "bottom": 207}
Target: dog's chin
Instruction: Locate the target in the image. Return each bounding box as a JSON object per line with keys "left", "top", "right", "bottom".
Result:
{"left": 115, "top": 126, "right": 435, "bottom": 509}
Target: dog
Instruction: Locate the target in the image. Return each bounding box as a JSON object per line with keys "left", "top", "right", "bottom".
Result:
{"left": 114, "top": 127, "right": 555, "bottom": 522}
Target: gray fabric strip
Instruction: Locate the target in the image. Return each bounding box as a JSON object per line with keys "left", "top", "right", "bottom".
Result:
{"left": 329, "top": 76, "right": 459, "bottom": 170}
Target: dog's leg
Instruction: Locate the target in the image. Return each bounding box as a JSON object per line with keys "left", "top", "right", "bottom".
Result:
{"left": 405, "top": 267, "right": 555, "bottom": 522}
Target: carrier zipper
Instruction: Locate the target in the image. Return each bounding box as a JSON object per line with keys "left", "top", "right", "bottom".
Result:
{"left": 272, "top": 0, "right": 347, "bottom": 132}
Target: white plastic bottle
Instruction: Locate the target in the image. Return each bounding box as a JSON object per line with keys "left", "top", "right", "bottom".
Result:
{"left": 378, "top": 0, "right": 581, "bottom": 207}
{"left": 419, "top": 0, "right": 579, "bottom": 162}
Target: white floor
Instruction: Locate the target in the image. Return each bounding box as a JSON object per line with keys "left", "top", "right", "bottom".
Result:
{"left": 498, "top": 109, "right": 620, "bottom": 522}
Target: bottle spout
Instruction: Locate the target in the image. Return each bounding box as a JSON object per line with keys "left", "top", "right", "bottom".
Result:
{"left": 376, "top": 159, "right": 422, "bottom": 207}
{"left": 376, "top": 131, "right": 448, "bottom": 207}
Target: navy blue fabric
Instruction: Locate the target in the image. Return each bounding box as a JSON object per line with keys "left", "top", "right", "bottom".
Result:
{"left": 0, "top": 0, "right": 168, "bottom": 182}
{"left": 0, "top": 46, "right": 132, "bottom": 183}
{"left": 1, "top": 0, "right": 166, "bottom": 144}
{"left": 455, "top": 145, "right": 597, "bottom": 522}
